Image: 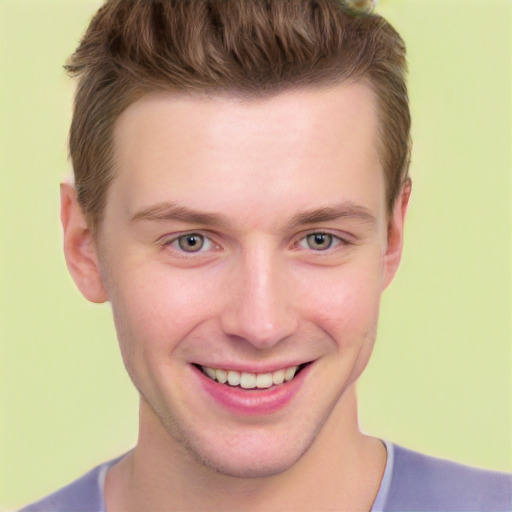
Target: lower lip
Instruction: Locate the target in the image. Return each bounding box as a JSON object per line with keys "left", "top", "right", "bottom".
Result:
{"left": 193, "top": 365, "right": 310, "bottom": 416}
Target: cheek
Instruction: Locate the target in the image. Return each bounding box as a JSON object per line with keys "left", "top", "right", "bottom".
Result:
{"left": 299, "top": 263, "right": 384, "bottom": 386}
{"left": 107, "top": 262, "right": 220, "bottom": 357}
{"left": 294, "top": 261, "right": 383, "bottom": 342}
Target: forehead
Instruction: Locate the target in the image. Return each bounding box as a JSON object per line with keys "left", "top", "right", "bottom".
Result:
{"left": 109, "top": 82, "right": 384, "bottom": 228}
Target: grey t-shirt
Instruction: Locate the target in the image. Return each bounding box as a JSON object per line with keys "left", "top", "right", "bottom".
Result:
{"left": 20, "top": 442, "right": 512, "bottom": 512}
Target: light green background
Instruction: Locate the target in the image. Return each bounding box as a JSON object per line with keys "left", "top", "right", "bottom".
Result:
{"left": 1, "top": 0, "right": 510, "bottom": 509}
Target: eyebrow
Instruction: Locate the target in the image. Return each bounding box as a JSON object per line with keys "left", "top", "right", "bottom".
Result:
{"left": 288, "top": 202, "right": 376, "bottom": 228}
{"left": 131, "top": 202, "right": 231, "bottom": 227}
{"left": 131, "top": 201, "right": 376, "bottom": 229}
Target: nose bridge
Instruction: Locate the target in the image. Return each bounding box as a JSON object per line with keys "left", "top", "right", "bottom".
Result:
{"left": 221, "top": 241, "right": 297, "bottom": 348}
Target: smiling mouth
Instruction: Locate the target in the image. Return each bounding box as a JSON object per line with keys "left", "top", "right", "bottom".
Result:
{"left": 197, "top": 363, "right": 310, "bottom": 390}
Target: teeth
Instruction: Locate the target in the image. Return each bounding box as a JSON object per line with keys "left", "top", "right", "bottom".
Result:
{"left": 272, "top": 369, "right": 285, "bottom": 385}
{"left": 240, "top": 372, "right": 257, "bottom": 389}
{"left": 201, "top": 365, "right": 300, "bottom": 389}
{"left": 256, "top": 373, "right": 273, "bottom": 388}
{"left": 227, "top": 370, "right": 241, "bottom": 386}
{"left": 284, "top": 366, "right": 297, "bottom": 382}
{"left": 204, "top": 367, "right": 216, "bottom": 380}
{"left": 215, "top": 369, "right": 227, "bottom": 384}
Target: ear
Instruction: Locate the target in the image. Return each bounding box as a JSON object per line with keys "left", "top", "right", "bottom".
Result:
{"left": 382, "top": 179, "right": 412, "bottom": 290}
{"left": 61, "top": 182, "right": 109, "bottom": 303}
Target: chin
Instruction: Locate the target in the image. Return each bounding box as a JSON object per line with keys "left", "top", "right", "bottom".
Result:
{"left": 192, "top": 444, "right": 308, "bottom": 479}
{"left": 174, "top": 424, "right": 317, "bottom": 480}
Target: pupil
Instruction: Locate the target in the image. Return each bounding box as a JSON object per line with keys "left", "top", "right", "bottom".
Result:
{"left": 309, "top": 233, "right": 331, "bottom": 250}
{"left": 179, "top": 234, "right": 204, "bottom": 252}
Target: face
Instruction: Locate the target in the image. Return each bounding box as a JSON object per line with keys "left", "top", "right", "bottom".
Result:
{"left": 64, "top": 82, "right": 408, "bottom": 478}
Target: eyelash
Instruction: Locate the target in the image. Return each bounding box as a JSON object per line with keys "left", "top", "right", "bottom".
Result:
{"left": 160, "top": 229, "right": 350, "bottom": 257}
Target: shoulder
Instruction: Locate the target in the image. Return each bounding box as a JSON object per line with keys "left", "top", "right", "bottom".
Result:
{"left": 18, "top": 457, "right": 120, "bottom": 512}
{"left": 385, "top": 444, "right": 512, "bottom": 512}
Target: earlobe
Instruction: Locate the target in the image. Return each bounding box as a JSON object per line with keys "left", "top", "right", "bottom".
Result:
{"left": 61, "top": 183, "right": 109, "bottom": 303}
{"left": 382, "top": 178, "right": 412, "bottom": 290}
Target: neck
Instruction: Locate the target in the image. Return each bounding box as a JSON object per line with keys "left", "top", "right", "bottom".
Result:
{"left": 105, "top": 386, "right": 386, "bottom": 511}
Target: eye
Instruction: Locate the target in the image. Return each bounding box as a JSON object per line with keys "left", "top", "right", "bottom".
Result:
{"left": 169, "top": 233, "right": 213, "bottom": 253}
{"left": 299, "top": 232, "right": 343, "bottom": 251}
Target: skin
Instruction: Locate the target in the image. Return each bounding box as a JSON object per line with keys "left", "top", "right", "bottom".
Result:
{"left": 62, "top": 81, "right": 410, "bottom": 511}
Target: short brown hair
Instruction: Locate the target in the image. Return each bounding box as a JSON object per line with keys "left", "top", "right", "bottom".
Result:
{"left": 66, "top": 0, "right": 410, "bottom": 231}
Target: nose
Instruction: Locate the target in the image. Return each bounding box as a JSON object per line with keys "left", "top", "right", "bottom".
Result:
{"left": 220, "top": 246, "right": 298, "bottom": 349}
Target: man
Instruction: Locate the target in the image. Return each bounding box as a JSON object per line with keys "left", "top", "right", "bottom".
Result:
{"left": 20, "top": 0, "right": 511, "bottom": 511}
